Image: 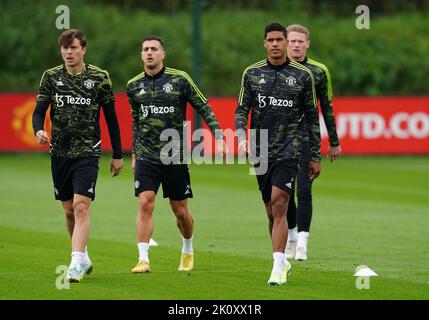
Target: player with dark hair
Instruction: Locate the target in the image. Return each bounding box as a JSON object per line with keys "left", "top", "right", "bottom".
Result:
{"left": 128, "top": 35, "right": 226, "bottom": 274}
{"left": 235, "top": 22, "right": 321, "bottom": 286}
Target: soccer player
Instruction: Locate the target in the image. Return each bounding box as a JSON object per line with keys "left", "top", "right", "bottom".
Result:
{"left": 284, "top": 24, "right": 341, "bottom": 261}
{"left": 235, "top": 22, "right": 321, "bottom": 286}
{"left": 127, "top": 35, "right": 225, "bottom": 274}
{"left": 32, "top": 29, "right": 123, "bottom": 282}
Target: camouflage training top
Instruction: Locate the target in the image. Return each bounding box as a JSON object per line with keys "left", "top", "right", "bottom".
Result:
{"left": 127, "top": 66, "right": 222, "bottom": 164}
{"left": 301, "top": 57, "right": 340, "bottom": 147}
{"left": 35, "top": 64, "right": 117, "bottom": 157}
{"left": 235, "top": 58, "right": 321, "bottom": 162}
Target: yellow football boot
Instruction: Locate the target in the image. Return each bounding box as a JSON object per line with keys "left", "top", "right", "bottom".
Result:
{"left": 178, "top": 253, "right": 194, "bottom": 271}
{"left": 131, "top": 260, "right": 150, "bottom": 273}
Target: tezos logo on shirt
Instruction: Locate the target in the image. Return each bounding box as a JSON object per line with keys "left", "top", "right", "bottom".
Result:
{"left": 55, "top": 93, "right": 91, "bottom": 107}
{"left": 257, "top": 94, "right": 293, "bottom": 108}
{"left": 140, "top": 105, "right": 175, "bottom": 117}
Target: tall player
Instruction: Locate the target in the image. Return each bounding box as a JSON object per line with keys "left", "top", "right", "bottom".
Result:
{"left": 32, "top": 29, "right": 123, "bottom": 282}
{"left": 235, "top": 22, "right": 321, "bottom": 286}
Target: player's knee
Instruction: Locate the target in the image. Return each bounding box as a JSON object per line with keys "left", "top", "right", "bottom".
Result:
{"left": 271, "top": 195, "right": 288, "bottom": 211}
{"left": 170, "top": 201, "right": 189, "bottom": 219}
{"left": 73, "top": 201, "right": 89, "bottom": 219}
{"left": 271, "top": 201, "right": 289, "bottom": 223}
{"left": 172, "top": 206, "right": 189, "bottom": 220}
{"left": 138, "top": 196, "right": 154, "bottom": 215}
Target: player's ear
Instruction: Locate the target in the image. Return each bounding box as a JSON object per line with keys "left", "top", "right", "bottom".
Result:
{"left": 82, "top": 46, "right": 87, "bottom": 55}
{"left": 307, "top": 40, "right": 311, "bottom": 49}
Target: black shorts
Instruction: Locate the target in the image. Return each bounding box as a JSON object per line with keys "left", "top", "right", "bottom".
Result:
{"left": 51, "top": 156, "right": 99, "bottom": 201}
{"left": 134, "top": 160, "right": 193, "bottom": 201}
{"left": 256, "top": 159, "right": 299, "bottom": 203}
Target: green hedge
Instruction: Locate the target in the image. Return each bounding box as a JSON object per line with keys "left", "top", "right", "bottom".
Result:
{"left": 1, "top": 0, "right": 428, "bottom": 96}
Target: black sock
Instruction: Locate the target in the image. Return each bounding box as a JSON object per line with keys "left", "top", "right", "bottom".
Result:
{"left": 287, "top": 188, "right": 297, "bottom": 229}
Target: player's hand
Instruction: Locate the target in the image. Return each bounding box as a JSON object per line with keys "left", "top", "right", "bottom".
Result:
{"left": 35, "top": 130, "right": 50, "bottom": 144}
{"left": 238, "top": 139, "right": 249, "bottom": 157}
{"left": 308, "top": 161, "right": 321, "bottom": 181}
{"left": 327, "top": 145, "right": 342, "bottom": 162}
{"left": 110, "top": 158, "right": 123, "bottom": 177}
{"left": 131, "top": 153, "right": 136, "bottom": 173}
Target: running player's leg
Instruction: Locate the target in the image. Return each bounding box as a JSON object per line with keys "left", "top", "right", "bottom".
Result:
{"left": 71, "top": 194, "right": 91, "bottom": 254}
{"left": 136, "top": 191, "right": 156, "bottom": 244}
{"left": 170, "top": 199, "right": 195, "bottom": 271}
{"left": 67, "top": 194, "right": 93, "bottom": 282}
{"left": 132, "top": 161, "right": 161, "bottom": 273}
{"left": 267, "top": 161, "right": 297, "bottom": 286}
{"left": 132, "top": 191, "right": 156, "bottom": 272}
{"left": 164, "top": 164, "right": 194, "bottom": 271}
{"left": 270, "top": 186, "right": 289, "bottom": 253}
{"left": 267, "top": 186, "right": 291, "bottom": 286}
{"left": 287, "top": 188, "right": 297, "bottom": 230}
{"left": 285, "top": 188, "right": 298, "bottom": 258}
{"left": 296, "top": 141, "right": 312, "bottom": 260}
{"left": 52, "top": 156, "right": 92, "bottom": 282}
{"left": 61, "top": 199, "right": 92, "bottom": 270}
{"left": 67, "top": 157, "right": 98, "bottom": 281}
{"left": 170, "top": 199, "right": 194, "bottom": 240}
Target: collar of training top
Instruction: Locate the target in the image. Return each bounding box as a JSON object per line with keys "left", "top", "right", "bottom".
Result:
{"left": 144, "top": 66, "right": 166, "bottom": 79}
{"left": 62, "top": 63, "right": 88, "bottom": 76}
{"left": 266, "top": 58, "right": 290, "bottom": 70}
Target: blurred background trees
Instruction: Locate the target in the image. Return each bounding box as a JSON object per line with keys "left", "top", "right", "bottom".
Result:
{"left": 1, "top": 0, "right": 428, "bottom": 96}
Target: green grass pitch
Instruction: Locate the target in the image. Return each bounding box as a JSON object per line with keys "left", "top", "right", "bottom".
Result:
{"left": 0, "top": 154, "right": 428, "bottom": 299}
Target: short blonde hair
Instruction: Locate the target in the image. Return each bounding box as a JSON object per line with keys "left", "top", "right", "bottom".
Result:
{"left": 286, "top": 24, "right": 310, "bottom": 40}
